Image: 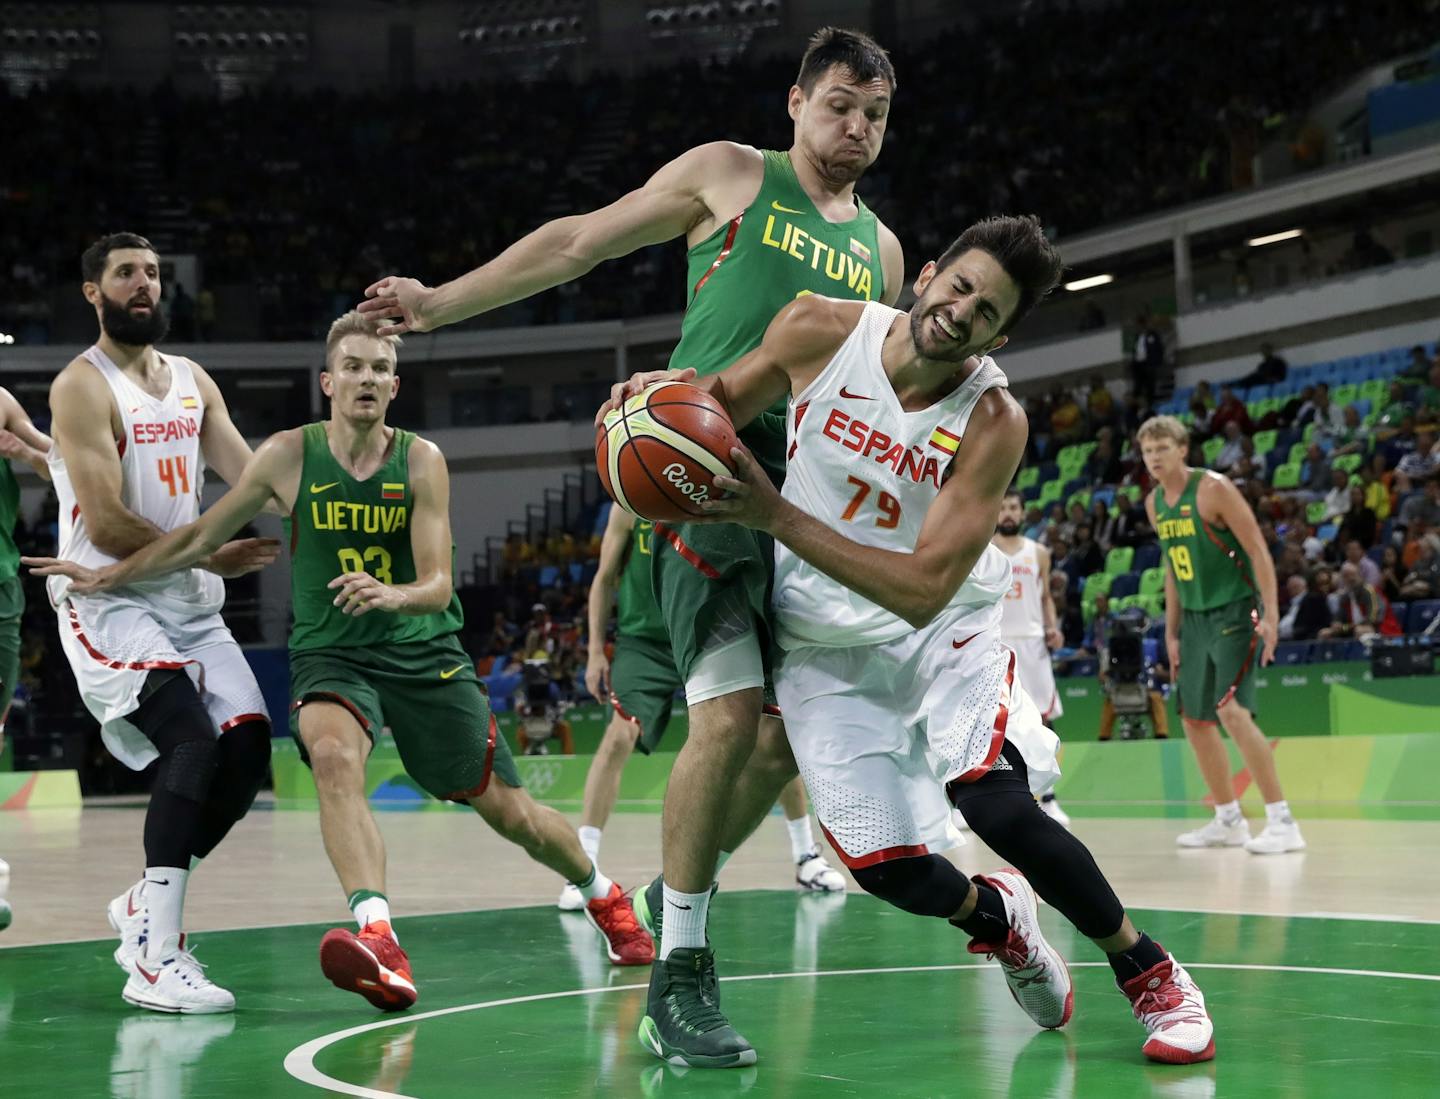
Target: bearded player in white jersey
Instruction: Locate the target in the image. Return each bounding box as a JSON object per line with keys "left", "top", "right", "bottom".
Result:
{"left": 992, "top": 489, "right": 1070, "bottom": 827}
{"left": 611, "top": 215, "right": 1215, "bottom": 1065}
{"left": 33, "top": 233, "right": 278, "bottom": 1013}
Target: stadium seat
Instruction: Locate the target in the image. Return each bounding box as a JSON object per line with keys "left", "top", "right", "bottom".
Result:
{"left": 1202, "top": 437, "right": 1225, "bottom": 465}
{"left": 1137, "top": 594, "right": 1163, "bottom": 619}
{"left": 1037, "top": 479, "right": 1063, "bottom": 507}
{"left": 1306, "top": 501, "right": 1329, "bottom": 524}
{"left": 1134, "top": 543, "right": 1160, "bottom": 572}
{"left": 1252, "top": 429, "right": 1278, "bottom": 456}
{"left": 1316, "top": 523, "right": 1338, "bottom": 541}
{"left": 1105, "top": 546, "right": 1134, "bottom": 574}
{"left": 592, "top": 501, "right": 612, "bottom": 534}
{"left": 1139, "top": 566, "right": 1166, "bottom": 595}
{"left": 1038, "top": 462, "right": 1060, "bottom": 484}
{"left": 1272, "top": 462, "right": 1301, "bottom": 489}
{"left": 1062, "top": 477, "right": 1088, "bottom": 499}
{"left": 1332, "top": 383, "right": 1359, "bottom": 405}
{"left": 1117, "top": 484, "right": 1143, "bottom": 506}
{"left": 1110, "top": 574, "right": 1140, "bottom": 599}
{"left": 1068, "top": 490, "right": 1091, "bottom": 512}
{"left": 1353, "top": 398, "right": 1371, "bottom": 419}
{"left": 1082, "top": 573, "right": 1113, "bottom": 599}
{"left": 538, "top": 564, "right": 560, "bottom": 588}
{"left": 1406, "top": 601, "right": 1440, "bottom": 633}
{"left": 1092, "top": 486, "right": 1116, "bottom": 508}
{"left": 568, "top": 562, "right": 584, "bottom": 583}
{"left": 1332, "top": 453, "right": 1363, "bottom": 475}
{"left": 1287, "top": 441, "right": 1309, "bottom": 464}
{"left": 1015, "top": 466, "right": 1039, "bottom": 490}
{"left": 1360, "top": 378, "right": 1388, "bottom": 403}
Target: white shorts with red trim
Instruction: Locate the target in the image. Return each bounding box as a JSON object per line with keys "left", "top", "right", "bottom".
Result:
{"left": 55, "top": 592, "right": 269, "bottom": 771}
{"left": 774, "top": 602, "right": 1060, "bottom": 869}
{"left": 1009, "top": 636, "right": 1063, "bottom": 722}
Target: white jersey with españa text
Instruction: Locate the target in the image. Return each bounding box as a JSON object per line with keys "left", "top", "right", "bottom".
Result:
{"left": 46, "top": 347, "right": 267, "bottom": 770}
{"left": 772, "top": 301, "right": 1013, "bottom": 649}
{"left": 998, "top": 537, "right": 1047, "bottom": 640}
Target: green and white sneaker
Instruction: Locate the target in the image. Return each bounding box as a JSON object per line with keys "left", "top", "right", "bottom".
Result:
{"left": 638, "top": 947, "right": 756, "bottom": 1069}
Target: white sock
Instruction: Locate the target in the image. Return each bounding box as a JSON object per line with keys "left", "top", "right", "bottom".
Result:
{"left": 351, "top": 893, "right": 392, "bottom": 933}
{"left": 576, "top": 863, "right": 614, "bottom": 902}
{"left": 714, "top": 850, "right": 732, "bottom": 878}
{"left": 142, "top": 867, "right": 189, "bottom": 958}
{"left": 1264, "top": 799, "right": 1293, "bottom": 824}
{"left": 578, "top": 826, "right": 602, "bottom": 864}
{"left": 786, "top": 815, "right": 818, "bottom": 863}
{"left": 1214, "top": 800, "right": 1242, "bottom": 823}
{"left": 659, "top": 884, "right": 711, "bottom": 959}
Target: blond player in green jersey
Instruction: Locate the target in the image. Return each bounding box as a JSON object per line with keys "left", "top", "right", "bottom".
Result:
{"left": 1140, "top": 415, "right": 1305, "bottom": 855}
{"left": 361, "top": 28, "right": 904, "bottom": 1065}
{"left": 27, "top": 312, "right": 654, "bottom": 1012}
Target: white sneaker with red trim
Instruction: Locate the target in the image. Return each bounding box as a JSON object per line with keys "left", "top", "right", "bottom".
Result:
{"left": 107, "top": 880, "right": 149, "bottom": 971}
{"left": 1120, "top": 952, "right": 1215, "bottom": 1064}
{"left": 1175, "top": 817, "right": 1250, "bottom": 848}
{"left": 965, "top": 868, "right": 1073, "bottom": 1029}
{"left": 123, "top": 933, "right": 235, "bottom": 1014}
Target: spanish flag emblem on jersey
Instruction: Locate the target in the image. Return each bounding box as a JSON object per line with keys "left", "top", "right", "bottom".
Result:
{"left": 180, "top": 395, "right": 199, "bottom": 409}
{"left": 928, "top": 426, "right": 961, "bottom": 456}
{"left": 381, "top": 482, "right": 404, "bottom": 500}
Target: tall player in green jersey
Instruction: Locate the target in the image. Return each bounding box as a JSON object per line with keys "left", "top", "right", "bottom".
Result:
{"left": 563, "top": 504, "right": 843, "bottom": 912}
{"left": 361, "top": 28, "right": 902, "bottom": 1065}
{"left": 0, "top": 388, "right": 53, "bottom": 902}
{"left": 1140, "top": 415, "right": 1305, "bottom": 856}
{"left": 27, "top": 312, "right": 655, "bottom": 1010}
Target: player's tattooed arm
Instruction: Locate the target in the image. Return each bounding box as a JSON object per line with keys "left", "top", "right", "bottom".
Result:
{"left": 24, "top": 430, "right": 294, "bottom": 593}
{"left": 329, "top": 439, "right": 452, "bottom": 617}
{"left": 704, "top": 390, "right": 1027, "bottom": 629}
{"left": 0, "top": 386, "right": 53, "bottom": 481}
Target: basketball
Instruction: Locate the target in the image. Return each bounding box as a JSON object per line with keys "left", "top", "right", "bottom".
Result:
{"left": 596, "top": 381, "right": 741, "bottom": 521}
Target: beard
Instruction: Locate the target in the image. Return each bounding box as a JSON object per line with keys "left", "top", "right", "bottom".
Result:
{"left": 997, "top": 520, "right": 1020, "bottom": 537}
{"left": 908, "top": 306, "right": 976, "bottom": 364}
{"left": 100, "top": 294, "right": 169, "bottom": 347}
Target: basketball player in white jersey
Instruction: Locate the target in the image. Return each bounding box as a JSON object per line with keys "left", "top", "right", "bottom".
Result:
{"left": 993, "top": 489, "right": 1070, "bottom": 826}
{"left": 608, "top": 216, "right": 1214, "bottom": 1064}
{"left": 40, "top": 233, "right": 278, "bottom": 1013}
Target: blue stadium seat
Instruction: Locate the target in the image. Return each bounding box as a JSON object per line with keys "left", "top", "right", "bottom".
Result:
{"left": 1133, "top": 544, "right": 1160, "bottom": 572}
{"left": 568, "top": 562, "right": 584, "bottom": 583}
{"left": 1109, "top": 573, "right": 1140, "bottom": 599}
{"left": 1062, "top": 476, "right": 1088, "bottom": 498}
{"left": 1039, "top": 462, "right": 1059, "bottom": 484}
{"left": 592, "top": 500, "right": 612, "bottom": 534}
{"left": 1316, "top": 523, "right": 1338, "bottom": 542}
{"left": 1366, "top": 545, "right": 1386, "bottom": 566}
{"left": 538, "top": 564, "right": 560, "bottom": 588}
{"left": 1092, "top": 486, "right": 1116, "bottom": 508}
{"left": 1406, "top": 601, "right": 1440, "bottom": 633}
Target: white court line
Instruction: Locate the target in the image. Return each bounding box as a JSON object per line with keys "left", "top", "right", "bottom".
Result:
{"left": 283, "top": 960, "right": 1440, "bottom": 1099}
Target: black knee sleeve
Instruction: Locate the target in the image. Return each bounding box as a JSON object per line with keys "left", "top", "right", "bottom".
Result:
{"left": 191, "top": 719, "right": 271, "bottom": 860}
{"left": 851, "top": 853, "right": 972, "bottom": 919}
{"left": 957, "top": 790, "right": 1125, "bottom": 939}
{"left": 163, "top": 738, "right": 221, "bottom": 802}
{"left": 131, "top": 670, "right": 222, "bottom": 867}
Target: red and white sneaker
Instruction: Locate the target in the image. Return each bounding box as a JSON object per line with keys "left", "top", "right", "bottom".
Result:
{"left": 1121, "top": 952, "right": 1215, "bottom": 1064}
{"left": 584, "top": 883, "right": 655, "bottom": 966}
{"left": 319, "top": 920, "right": 417, "bottom": 1012}
{"left": 964, "top": 869, "right": 1074, "bottom": 1029}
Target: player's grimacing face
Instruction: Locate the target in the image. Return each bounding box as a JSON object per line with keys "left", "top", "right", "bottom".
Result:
{"left": 323, "top": 334, "right": 399, "bottom": 422}
{"left": 908, "top": 250, "right": 1020, "bottom": 364}
{"left": 790, "top": 66, "right": 891, "bottom": 183}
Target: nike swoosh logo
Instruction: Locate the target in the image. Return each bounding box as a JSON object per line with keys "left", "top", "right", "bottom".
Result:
{"left": 310, "top": 482, "right": 339, "bottom": 494}
{"left": 771, "top": 200, "right": 804, "bottom": 214}
{"left": 839, "top": 386, "right": 875, "bottom": 401}
{"left": 671, "top": 904, "right": 693, "bottom": 911}
{"left": 440, "top": 664, "right": 466, "bottom": 679}
{"left": 146, "top": 878, "right": 170, "bottom": 887}
{"left": 127, "top": 890, "right": 140, "bottom": 917}
{"left": 136, "top": 964, "right": 161, "bottom": 985}
{"left": 952, "top": 634, "right": 980, "bottom": 650}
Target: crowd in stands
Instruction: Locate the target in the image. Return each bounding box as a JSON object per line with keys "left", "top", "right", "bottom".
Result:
{"left": 2, "top": 0, "right": 1432, "bottom": 342}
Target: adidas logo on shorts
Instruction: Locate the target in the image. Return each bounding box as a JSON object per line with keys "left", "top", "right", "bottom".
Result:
{"left": 990, "top": 756, "right": 1013, "bottom": 771}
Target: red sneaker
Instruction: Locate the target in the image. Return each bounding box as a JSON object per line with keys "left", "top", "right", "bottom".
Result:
{"left": 1120, "top": 951, "right": 1215, "bottom": 1064}
{"left": 319, "top": 921, "right": 417, "bottom": 1011}
{"left": 584, "top": 883, "right": 655, "bottom": 966}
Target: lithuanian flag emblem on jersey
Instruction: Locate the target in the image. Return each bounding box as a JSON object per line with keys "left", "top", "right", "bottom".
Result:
{"left": 928, "top": 426, "right": 961, "bottom": 455}
{"left": 180, "top": 395, "right": 199, "bottom": 409}
{"left": 381, "top": 482, "right": 404, "bottom": 500}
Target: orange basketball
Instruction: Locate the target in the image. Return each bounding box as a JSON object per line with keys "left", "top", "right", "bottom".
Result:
{"left": 596, "top": 381, "right": 740, "bottom": 521}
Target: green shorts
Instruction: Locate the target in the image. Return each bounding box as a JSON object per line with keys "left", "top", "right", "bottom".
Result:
{"left": 609, "top": 633, "right": 683, "bottom": 754}
{"left": 1177, "top": 599, "right": 1259, "bottom": 724}
{"left": 0, "top": 575, "right": 22, "bottom": 725}
{"left": 288, "top": 634, "right": 520, "bottom": 801}
{"left": 650, "top": 520, "right": 776, "bottom": 683}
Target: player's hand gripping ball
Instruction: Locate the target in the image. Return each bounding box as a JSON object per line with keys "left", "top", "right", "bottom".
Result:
{"left": 596, "top": 382, "right": 740, "bottom": 522}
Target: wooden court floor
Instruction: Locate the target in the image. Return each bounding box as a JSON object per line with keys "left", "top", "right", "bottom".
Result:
{"left": 1, "top": 805, "right": 1437, "bottom": 1097}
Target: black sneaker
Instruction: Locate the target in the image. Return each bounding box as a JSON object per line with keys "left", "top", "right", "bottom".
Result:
{"left": 637, "top": 947, "right": 756, "bottom": 1068}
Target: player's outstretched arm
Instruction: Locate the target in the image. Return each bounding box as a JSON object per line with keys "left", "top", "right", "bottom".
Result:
{"left": 1200, "top": 472, "right": 1280, "bottom": 665}
{"left": 25, "top": 432, "right": 294, "bottom": 593}
{"left": 585, "top": 504, "right": 634, "bottom": 702}
{"left": 702, "top": 389, "right": 1028, "bottom": 628}
{"left": 361, "top": 142, "right": 761, "bottom": 336}
{"left": 329, "top": 439, "right": 453, "bottom": 617}
{"left": 0, "top": 386, "right": 53, "bottom": 481}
